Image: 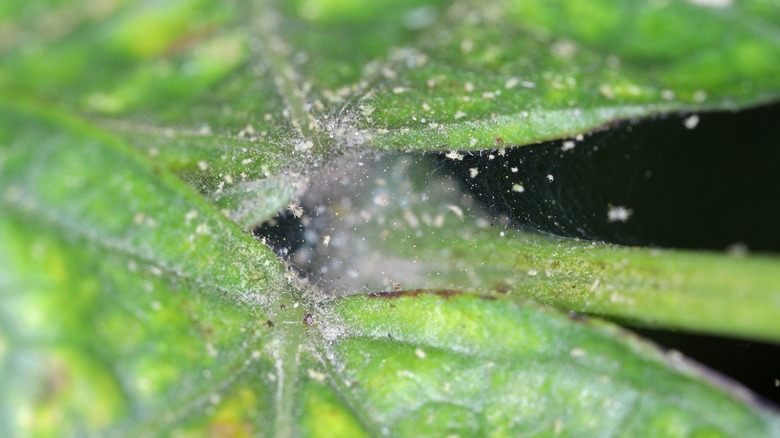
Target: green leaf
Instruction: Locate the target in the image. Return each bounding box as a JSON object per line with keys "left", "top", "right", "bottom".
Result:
{"left": 318, "top": 292, "right": 780, "bottom": 436}
{"left": 308, "top": 155, "right": 780, "bottom": 342}
{"left": 0, "top": 100, "right": 299, "bottom": 435}
{"left": 276, "top": 0, "right": 780, "bottom": 150}
{"left": 2, "top": 0, "right": 780, "bottom": 436}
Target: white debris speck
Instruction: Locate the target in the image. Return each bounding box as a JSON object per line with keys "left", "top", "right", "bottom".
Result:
{"left": 307, "top": 369, "right": 327, "bottom": 382}
{"left": 510, "top": 167, "right": 518, "bottom": 173}
{"left": 392, "top": 87, "right": 407, "bottom": 94}
{"left": 422, "top": 102, "right": 432, "bottom": 112}
{"left": 482, "top": 91, "right": 496, "bottom": 100}
{"left": 693, "top": 90, "right": 708, "bottom": 103}
{"left": 726, "top": 242, "right": 749, "bottom": 256}
{"left": 505, "top": 77, "right": 519, "bottom": 89}
{"left": 683, "top": 114, "right": 700, "bottom": 130}
{"left": 528, "top": 269, "right": 538, "bottom": 276}
{"left": 195, "top": 223, "right": 209, "bottom": 234}
{"left": 512, "top": 184, "right": 525, "bottom": 193}
{"left": 521, "top": 81, "right": 536, "bottom": 88}
{"left": 460, "top": 38, "right": 474, "bottom": 53}
{"left": 552, "top": 40, "right": 577, "bottom": 58}
{"left": 323, "top": 235, "right": 331, "bottom": 247}
{"left": 445, "top": 151, "right": 464, "bottom": 161}
{"left": 561, "top": 140, "right": 576, "bottom": 151}
{"left": 454, "top": 110, "right": 467, "bottom": 119}
{"left": 469, "top": 168, "right": 479, "bottom": 178}
{"left": 554, "top": 419, "right": 564, "bottom": 435}
{"left": 687, "top": 0, "right": 732, "bottom": 7}
{"left": 546, "top": 174, "right": 554, "bottom": 182}
{"left": 606, "top": 55, "right": 621, "bottom": 68}
{"left": 287, "top": 202, "right": 304, "bottom": 218}
{"left": 599, "top": 84, "right": 616, "bottom": 100}
{"left": 415, "top": 348, "right": 427, "bottom": 359}
{"left": 607, "top": 205, "right": 633, "bottom": 222}
{"left": 241, "top": 158, "right": 253, "bottom": 165}
{"left": 570, "top": 348, "right": 586, "bottom": 358}
{"left": 446, "top": 205, "right": 464, "bottom": 219}
{"left": 223, "top": 174, "right": 234, "bottom": 184}
{"left": 661, "top": 89, "right": 676, "bottom": 101}
{"left": 197, "top": 160, "right": 208, "bottom": 171}
{"left": 464, "top": 81, "right": 475, "bottom": 93}
{"left": 206, "top": 343, "right": 218, "bottom": 357}
{"left": 184, "top": 210, "right": 198, "bottom": 225}
{"left": 373, "top": 192, "right": 390, "bottom": 206}
{"left": 404, "top": 209, "right": 420, "bottom": 228}
{"left": 469, "top": 138, "right": 478, "bottom": 147}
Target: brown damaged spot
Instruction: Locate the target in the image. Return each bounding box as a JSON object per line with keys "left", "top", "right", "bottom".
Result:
{"left": 567, "top": 311, "right": 588, "bottom": 323}
{"left": 492, "top": 282, "right": 510, "bottom": 294}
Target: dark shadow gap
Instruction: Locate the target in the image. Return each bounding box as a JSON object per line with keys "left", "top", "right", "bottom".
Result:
{"left": 439, "top": 102, "right": 780, "bottom": 252}
{"left": 252, "top": 209, "right": 306, "bottom": 258}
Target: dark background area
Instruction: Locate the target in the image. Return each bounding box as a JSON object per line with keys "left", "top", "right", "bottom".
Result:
{"left": 440, "top": 103, "right": 780, "bottom": 252}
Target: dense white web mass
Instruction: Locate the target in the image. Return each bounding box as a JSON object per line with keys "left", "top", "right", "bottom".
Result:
{"left": 253, "top": 104, "right": 780, "bottom": 297}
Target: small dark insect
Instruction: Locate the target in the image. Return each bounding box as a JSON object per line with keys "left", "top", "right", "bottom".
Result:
{"left": 303, "top": 313, "right": 313, "bottom": 326}
{"left": 266, "top": 320, "right": 274, "bottom": 328}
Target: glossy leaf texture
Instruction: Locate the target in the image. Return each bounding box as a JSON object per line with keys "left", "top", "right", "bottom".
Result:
{"left": 314, "top": 293, "right": 780, "bottom": 437}
{"left": 277, "top": 0, "right": 780, "bottom": 150}
{"left": 2, "top": 0, "right": 780, "bottom": 436}
{"left": 0, "top": 99, "right": 306, "bottom": 436}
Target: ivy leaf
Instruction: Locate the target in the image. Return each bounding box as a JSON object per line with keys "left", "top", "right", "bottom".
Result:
{"left": 2, "top": 0, "right": 780, "bottom": 436}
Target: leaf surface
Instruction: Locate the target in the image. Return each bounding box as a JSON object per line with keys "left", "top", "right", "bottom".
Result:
{"left": 2, "top": 0, "right": 780, "bottom": 436}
